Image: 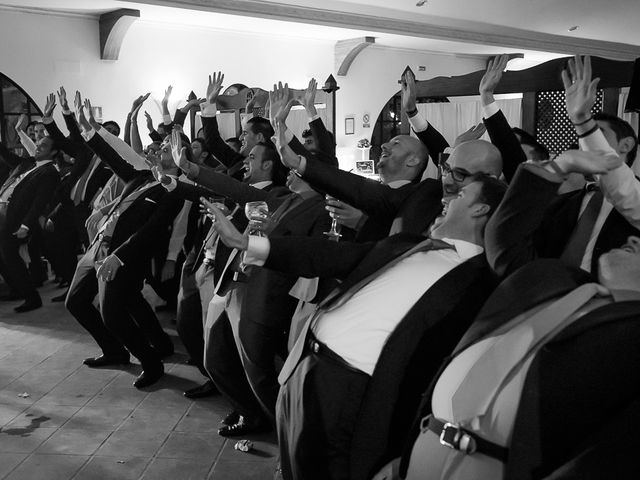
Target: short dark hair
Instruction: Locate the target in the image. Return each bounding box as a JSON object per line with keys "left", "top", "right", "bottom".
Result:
{"left": 26, "top": 120, "right": 38, "bottom": 129}
{"left": 301, "top": 129, "right": 312, "bottom": 139}
{"left": 225, "top": 137, "right": 242, "bottom": 151}
{"left": 256, "top": 141, "right": 287, "bottom": 186}
{"left": 470, "top": 173, "right": 508, "bottom": 217}
{"left": 246, "top": 116, "right": 274, "bottom": 142}
{"left": 512, "top": 127, "right": 549, "bottom": 161}
{"left": 102, "top": 121, "right": 121, "bottom": 136}
{"left": 594, "top": 112, "right": 638, "bottom": 166}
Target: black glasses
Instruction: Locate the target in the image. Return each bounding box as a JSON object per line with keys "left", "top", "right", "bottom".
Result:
{"left": 439, "top": 159, "right": 472, "bottom": 183}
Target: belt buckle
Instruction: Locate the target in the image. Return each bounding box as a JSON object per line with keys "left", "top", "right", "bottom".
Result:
{"left": 440, "top": 422, "right": 462, "bottom": 450}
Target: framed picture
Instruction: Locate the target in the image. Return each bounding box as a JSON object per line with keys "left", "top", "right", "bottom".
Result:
{"left": 345, "top": 117, "right": 355, "bottom": 135}
{"left": 355, "top": 160, "right": 374, "bottom": 175}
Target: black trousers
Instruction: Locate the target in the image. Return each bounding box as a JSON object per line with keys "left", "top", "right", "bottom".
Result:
{"left": 65, "top": 249, "right": 165, "bottom": 368}
{"left": 277, "top": 349, "right": 369, "bottom": 480}
{"left": 206, "top": 304, "right": 266, "bottom": 421}
{"left": 176, "top": 250, "right": 207, "bottom": 378}
{"left": 239, "top": 317, "right": 289, "bottom": 420}
{"left": 0, "top": 228, "right": 40, "bottom": 301}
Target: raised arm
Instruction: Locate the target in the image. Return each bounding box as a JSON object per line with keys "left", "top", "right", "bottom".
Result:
{"left": 480, "top": 54, "right": 528, "bottom": 182}
{"left": 15, "top": 114, "right": 37, "bottom": 157}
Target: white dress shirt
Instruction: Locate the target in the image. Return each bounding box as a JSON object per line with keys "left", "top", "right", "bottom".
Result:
{"left": 245, "top": 236, "right": 483, "bottom": 375}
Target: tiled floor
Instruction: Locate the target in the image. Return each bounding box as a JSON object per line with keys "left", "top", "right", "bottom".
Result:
{"left": 0, "top": 283, "right": 278, "bottom": 479}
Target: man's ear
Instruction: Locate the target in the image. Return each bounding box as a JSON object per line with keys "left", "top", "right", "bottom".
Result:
{"left": 618, "top": 136, "right": 635, "bottom": 155}
{"left": 471, "top": 203, "right": 491, "bottom": 218}
{"left": 405, "top": 153, "right": 420, "bottom": 168}
{"left": 261, "top": 159, "right": 273, "bottom": 172}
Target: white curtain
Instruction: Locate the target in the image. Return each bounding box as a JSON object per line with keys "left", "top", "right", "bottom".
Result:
{"left": 415, "top": 98, "right": 522, "bottom": 180}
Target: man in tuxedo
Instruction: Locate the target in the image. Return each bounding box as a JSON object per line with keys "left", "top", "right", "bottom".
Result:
{"left": 207, "top": 171, "right": 507, "bottom": 480}
{"left": 65, "top": 107, "right": 184, "bottom": 389}
{"left": 0, "top": 134, "right": 60, "bottom": 312}
{"left": 485, "top": 55, "right": 640, "bottom": 278}
{"left": 375, "top": 146, "right": 637, "bottom": 480}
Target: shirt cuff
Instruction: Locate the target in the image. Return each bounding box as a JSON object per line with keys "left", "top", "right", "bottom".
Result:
{"left": 20, "top": 224, "right": 29, "bottom": 231}
{"left": 243, "top": 235, "right": 270, "bottom": 266}
{"left": 162, "top": 114, "right": 172, "bottom": 125}
{"left": 42, "top": 117, "right": 54, "bottom": 125}
{"left": 482, "top": 102, "right": 500, "bottom": 119}
{"left": 200, "top": 102, "right": 217, "bottom": 118}
{"left": 82, "top": 129, "right": 96, "bottom": 141}
{"left": 308, "top": 114, "right": 321, "bottom": 123}
{"left": 443, "top": 147, "right": 454, "bottom": 155}
{"left": 62, "top": 109, "right": 71, "bottom": 115}
{"left": 408, "top": 111, "right": 429, "bottom": 133}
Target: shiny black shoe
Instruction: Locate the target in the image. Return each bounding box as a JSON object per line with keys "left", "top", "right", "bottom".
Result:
{"left": 184, "top": 380, "right": 218, "bottom": 399}
{"left": 221, "top": 411, "right": 240, "bottom": 426}
{"left": 217, "top": 415, "right": 271, "bottom": 437}
{"left": 83, "top": 354, "right": 130, "bottom": 368}
{"left": 14, "top": 297, "right": 42, "bottom": 313}
{"left": 133, "top": 363, "right": 164, "bottom": 389}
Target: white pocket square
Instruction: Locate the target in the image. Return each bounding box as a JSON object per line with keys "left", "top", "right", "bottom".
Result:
{"left": 144, "top": 197, "right": 157, "bottom": 204}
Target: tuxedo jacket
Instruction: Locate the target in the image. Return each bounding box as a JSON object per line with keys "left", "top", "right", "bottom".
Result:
{"left": 85, "top": 132, "right": 184, "bottom": 272}
{"left": 0, "top": 144, "right": 59, "bottom": 234}
{"left": 201, "top": 115, "right": 245, "bottom": 179}
{"left": 486, "top": 165, "right": 640, "bottom": 278}
{"left": 288, "top": 117, "right": 338, "bottom": 166}
{"left": 264, "top": 233, "right": 498, "bottom": 480}
{"left": 483, "top": 108, "right": 528, "bottom": 183}
{"left": 399, "top": 259, "right": 640, "bottom": 480}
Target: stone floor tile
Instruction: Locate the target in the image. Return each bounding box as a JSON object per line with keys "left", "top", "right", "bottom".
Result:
{"left": 0, "top": 453, "right": 27, "bottom": 479}
{"left": 0, "top": 403, "right": 26, "bottom": 427}
{"left": 3, "top": 453, "right": 88, "bottom": 480}
{"left": 64, "top": 405, "right": 134, "bottom": 429}
{"left": 5, "top": 405, "right": 81, "bottom": 429}
{"left": 95, "top": 428, "right": 170, "bottom": 457}
{"left": 217, "top": 431, "right": 278, "bottom": 463}
{"left": 0, "top": 426, "right": 57, "bottom": 453}
{"left": 35, "top": 426, "right": 113, "bottom": 455}
{"left": 73, "top": 456, "right": 151, "bottom": 480}
{"left": 140, "top": 457, "right": 214, "bottom": 480}
{"left": 208, "top": 460, "right": 276, "bottom": 480}
{"left": 156, "top": 432, "right": 224, "bottom": 459}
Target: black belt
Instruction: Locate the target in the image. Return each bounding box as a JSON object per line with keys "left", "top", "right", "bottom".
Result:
{"left": 423, "top": 415, "right": 509, "bottom": 463}
{"left": 306, "top": 335, "right": 366, "bottom": 375}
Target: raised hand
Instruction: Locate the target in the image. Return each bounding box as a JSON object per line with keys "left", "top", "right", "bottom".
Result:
{"left": 302, "top": 78, "right": 318, "bottom": 116}
{"left": 325, "top": 198, "right": 364, "bottom": 230}
{"left": 96, "top": 254, "right": 122, "bottom": 282}
{"left": 144, "top": 110, "right": 154, "bottom": 132}
{"left": 15, "top": 113, "right": 28, "bottom": 132}
{"left": 206, "top": 71, "right": 225, "bottom": 104}
{"left": 57, "top": 86, "right": 69, "bottom": 111}
{"left": 180, "top": 97, "right": 205, "bottom": 113}
{"left": 269, "top": 81, "right": 292, "bottom": 126}
{"left": 401, "top": 69, "right": 417, "bottom": 113}
{"left": 201, "top": 197, "right": 248, "bottom": 250}
{"left": 273, "top": 122, "right": 302, "bottom": 170}
{"left": 77, "top": 103, "right": 91, "bottom": 132}
{"left": 131, "top": 93, "right": 150, "bottom": 115}
{"left": 84, "top": 98, "right": 100, "bottom": 130}
{"left": 453, "top": 123, "right": 487, "bottom": 147}
{"left": 74, "top": 90, "right": 82, "bottom": 113}
{"left": 161, "top": 85, "right": 172, "bottom": 106}
{"left": 43, "top": 93, "right": 56, "bottom": 118}
{"left": 554, "top": 149, "right": 621, "bottom": 175}
{"left": 479, "top": 54, "right": 509, "bottom": 105}
{"left": 562, "top": 55, "right": 599, "bottom": 123}
{"left": 170, "top": 129, "right": 191, "bottom": 172}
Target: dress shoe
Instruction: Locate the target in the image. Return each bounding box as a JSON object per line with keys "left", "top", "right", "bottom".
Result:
{"left": 51, "top": 290, "right": 69, "bottom": 303}
{"left": 57, "top": 280, "right": 70, "bottom": 289}
{"left": 83, "top": 354, "right": 130, "bottom": 368}
{"left": 221, "top": 411, "right": 240, "bottom": 426}
{"left": 218, "top": 415, "right": 271, "bottom": 437}
{"left": 133, "top": 363, "right": 164, "bottom": 389}
{"left": 184, "top": 380, "right": 218, "bottom": 399}
{"left": 14, "top": 298, "right": 42, "bottom": 313}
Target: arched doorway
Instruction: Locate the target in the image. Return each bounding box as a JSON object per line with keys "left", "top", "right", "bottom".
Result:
{"left": 0, "top": 72, "right": 42, "bottom": 155}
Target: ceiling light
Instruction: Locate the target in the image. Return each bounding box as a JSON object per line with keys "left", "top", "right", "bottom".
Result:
{"left": 416, "top": 0, "right": 427, "bottom": 6}
{"left": 568, "top": 26, "right": 579, "bottom": 32}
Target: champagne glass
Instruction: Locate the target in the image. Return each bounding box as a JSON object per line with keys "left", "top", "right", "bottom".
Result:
{"left": 202, "top": 196, "right": 226, "bottom": 222}
{"left": 324, "top": 194, "right": 342, "bottom": 241}
{"left": 245, "top": 200, "right": 269, "bottom": 236}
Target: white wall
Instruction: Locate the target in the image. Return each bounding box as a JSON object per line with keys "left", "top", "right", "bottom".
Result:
{"left": 0, "top": 8, "right": 483, "bottom": 164}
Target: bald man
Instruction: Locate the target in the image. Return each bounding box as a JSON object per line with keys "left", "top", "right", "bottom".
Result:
{"left": 280, "top": 135, "right": 506, "bottom": 238}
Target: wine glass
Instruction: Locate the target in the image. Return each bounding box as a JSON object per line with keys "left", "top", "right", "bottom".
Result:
{"left": 245, "top": 201, "right": 269, "bottom": 236}
{"left": 202, "top": 196, "right": 226, "bottom": 222}
{"left": 324, "top": 195, "right": 342, "bottom": 242}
